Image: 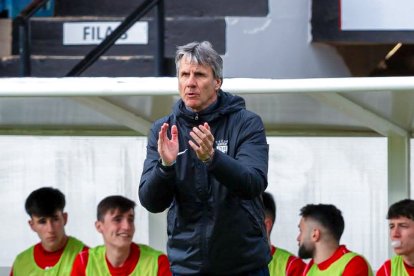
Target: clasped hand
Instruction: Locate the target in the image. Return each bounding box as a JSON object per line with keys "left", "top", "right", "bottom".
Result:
{"left": 158, "top": 122, "right": 214, "bottom": 165}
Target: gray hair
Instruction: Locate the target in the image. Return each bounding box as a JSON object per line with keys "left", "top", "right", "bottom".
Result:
{"left": 175, "top": 41, "right": 223, "bottom": 82}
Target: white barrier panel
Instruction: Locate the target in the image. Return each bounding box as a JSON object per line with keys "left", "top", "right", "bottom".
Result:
{"left": 1, "top": 77, "right": 414, "bottom": 96}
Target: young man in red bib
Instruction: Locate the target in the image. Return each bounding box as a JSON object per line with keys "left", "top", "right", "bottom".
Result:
{"left": 263, "top": 192, "right": 305, "bottom": 275}
{"left": 10, "top": 187, "right": 87, "bottom": 276}
{"left": 71, "top": 195, "right": 171, "bottom": 276}
{"left": 377, "top": 199, "right": 414, "bottom": 276}
{"left": 297, "top": 203, "right": 373, "bottom": 275}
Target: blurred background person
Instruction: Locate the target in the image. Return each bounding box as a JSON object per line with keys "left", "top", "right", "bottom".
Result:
{"left": 297, "top": 203, "right": 372, "bottom": 275}
{"left": 263, "top": 192, "right": 305, "bottom": 275}
{"left": 71, "top": 195, "right": 171, "bottom": 276}
{"left": 377, "top": 199, "right": 414, "bottom": 276}
{"left": 11, "top": 187, "right": 86, "bottom": 276}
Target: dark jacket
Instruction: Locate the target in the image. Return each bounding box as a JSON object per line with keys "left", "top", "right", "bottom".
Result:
{"left": 139, "top": 90, "right": 271, "bottom": 275}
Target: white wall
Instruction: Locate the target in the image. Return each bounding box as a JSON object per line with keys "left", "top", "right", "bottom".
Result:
{"left": 224, "top": 0, "right": 351, "bottom": 78}
{"left": 0, "top": 136, "right": 389, "bottom": 272}
{"left": 0, "top": 136, "right": 152, "bottom": 269}
{"left": 266, "top": 137, "right": 388, "bottom": 270}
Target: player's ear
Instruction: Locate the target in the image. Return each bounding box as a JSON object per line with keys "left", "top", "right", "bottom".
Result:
{"left": 63, "top": 212, "right": 68, "bottom": 225}
{"left": 95, "top": 220, "right": 103, "bottom": 234}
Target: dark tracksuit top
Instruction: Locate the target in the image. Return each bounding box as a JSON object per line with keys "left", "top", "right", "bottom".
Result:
{"left": 139, "top": 90, "right": 270, "bottom": 275}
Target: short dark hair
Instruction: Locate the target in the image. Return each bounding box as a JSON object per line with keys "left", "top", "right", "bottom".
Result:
{"left": 97, "top": 195, "right": 136, "bottom": 221}
{"left": 387, "top": 199, "right": 414, "bottom": 220}
{"left": 300, "top": 204, "right": 344, "bottom": 242}
{"left": 262, "top": 192, "right": 276, "bottom": 224}
{"left": 25, "top": 187, "right": 65, "bottom": 217}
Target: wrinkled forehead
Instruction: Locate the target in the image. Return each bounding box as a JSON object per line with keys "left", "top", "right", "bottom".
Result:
{"left": 179, "top": 55, "right": 214, "bottom": 72}
{"left": 181, "top": 52, "right": 213, "bottom": 67}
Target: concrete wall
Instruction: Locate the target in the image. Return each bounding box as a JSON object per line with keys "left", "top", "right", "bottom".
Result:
{"left": 224, "top": 0, "right": 351, "bottom": 78}
{"left": 0, "top": 267, "right": 8, "bottom": 276}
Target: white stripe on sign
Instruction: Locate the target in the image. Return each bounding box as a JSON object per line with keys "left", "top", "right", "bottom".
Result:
{"left": 63, "top": 22, "right": 148, "bottom": 45}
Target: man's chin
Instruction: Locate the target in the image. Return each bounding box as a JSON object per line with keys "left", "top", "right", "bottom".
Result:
{"left": 298, "top": 246, "right": 313, "bottom": 259}
{"left": 184, "top": 100, "right": 200, "bottom": 109}
{"left": 394, "top": 248, "right": 406, "bottom": 255}
{"left": 117, "top": 238, "right": 133, "bottom": 245}
{"left": 43, "top": 242, "right": 60, "bottom": 252}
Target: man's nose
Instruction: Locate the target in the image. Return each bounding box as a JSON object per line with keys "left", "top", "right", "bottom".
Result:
{"left": 45, "top": 220, "right": 54, "bottom": 232}
{"left": 391, "top": 227, "right": 401, "bottom": 238}
{"left": 186, "top": 74, "right": 196, "bottom": 86}
{"left": 121, "top": 219, "right": 133, "bottom": 230}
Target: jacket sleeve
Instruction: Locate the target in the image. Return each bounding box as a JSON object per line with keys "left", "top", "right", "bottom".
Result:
{"left": 139, "top": 122, "right": 176, "bottom": 213}
{"left": 208, "top": 113, "right": 269, "bottom": 199}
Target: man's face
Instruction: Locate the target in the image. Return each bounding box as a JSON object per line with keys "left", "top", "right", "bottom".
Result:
{"left": 178, "top": 57, "right": 222, "bottom": 113}
{"left": 297, "top": 217, "right": 315, "bottom": 259}
{"left": 29, "top": 210, "right": 68, "bottom": 252}
{"left": 96, "top": 208, "right": 135, "bottom": 250}
{"left": 389, "top": 216, "right": 414, "bottom": 257}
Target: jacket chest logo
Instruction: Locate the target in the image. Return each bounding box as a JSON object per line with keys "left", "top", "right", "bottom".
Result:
{"left": 216, "top": 139, "right": 228, "bottom": 154}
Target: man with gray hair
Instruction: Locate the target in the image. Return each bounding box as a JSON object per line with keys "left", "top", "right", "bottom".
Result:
{"left": 139, "top": 41, "right": 270, "bottom": 275}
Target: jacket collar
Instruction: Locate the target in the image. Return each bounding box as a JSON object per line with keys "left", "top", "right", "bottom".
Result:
{"left": 173, "top": 90, "right": 245, "bottom": 124}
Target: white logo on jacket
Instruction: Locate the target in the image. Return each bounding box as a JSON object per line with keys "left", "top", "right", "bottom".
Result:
{"left": 216, "top": 140, "right": 228, "bottom": 154}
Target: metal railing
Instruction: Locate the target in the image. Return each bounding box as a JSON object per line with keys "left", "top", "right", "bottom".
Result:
{"left": 15, "top": 0, "right": 50, "bottom": 76}
{"left": 16, "top": 0, "right": 165, "bottom": 77}
{"left": 66, "top": 0, "right": 165, "bottom": 77}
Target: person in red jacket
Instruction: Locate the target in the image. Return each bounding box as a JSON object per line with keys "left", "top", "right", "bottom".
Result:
{"left": 297, "top": 203, "right": 373, "bottom": 275}
{"left": 262, "top": 192, "right": 305, "bottom": 275}
{"left": 71, "top": 195, "right": 171, "bottom": 276}
{"left": 377, "top": 199, "right": 414, "bottom": 276}
{"left": 10, "top": 187, "right": 87, "bottom": 276}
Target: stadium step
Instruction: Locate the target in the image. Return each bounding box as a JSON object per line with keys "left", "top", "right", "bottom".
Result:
{"left": 0, "top": 55, "right": 158, "bottom": 77}
{"left": 55, "top": 0, "right": 268, "bottom": 17}
{"left": 0, "top": 0, "right": 269, "bottom": 77}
